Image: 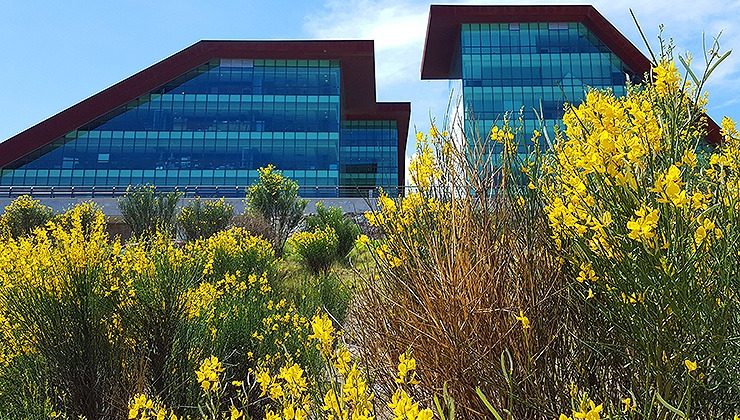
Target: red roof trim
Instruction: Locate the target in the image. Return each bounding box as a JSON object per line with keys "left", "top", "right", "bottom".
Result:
{"left": 421, "top": 5, "right": 650, "bottom": 79}
{"left": 345, "top": 102, "right": 411, "bottom": 186}
{"left": 0, "top": 40, "right": 381, "bottom": 168}
{"left": 420, "top": 4, "right": 721, "bottom": 143}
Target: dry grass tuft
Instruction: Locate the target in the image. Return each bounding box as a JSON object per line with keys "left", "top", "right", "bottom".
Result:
{"left": 350, "top": 116, "right": 582, "bottom": 418}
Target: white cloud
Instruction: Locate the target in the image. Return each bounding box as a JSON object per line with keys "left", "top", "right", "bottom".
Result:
{"left": 305, "top": 0, "right": 429, "bottom": 86}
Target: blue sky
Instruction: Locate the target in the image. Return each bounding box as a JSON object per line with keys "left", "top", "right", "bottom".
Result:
{"left": 1, "top": 0, "right": 739, "bottom": 167}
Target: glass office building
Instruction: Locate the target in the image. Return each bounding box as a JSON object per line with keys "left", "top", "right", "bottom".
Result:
{"left": 0, "top": 41, "right": 409, "bottom": 197}
{"left": 421, "top": 5, "right": 651, "bottom": 154}
{"left": 461, "top": 22, "right": 634, "bottom": 152}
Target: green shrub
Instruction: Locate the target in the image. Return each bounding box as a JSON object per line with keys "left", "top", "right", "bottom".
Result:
{"left": 177, "top": 198, "right": 234, "bottom": 241}
{"left": 0, "top": 195, "right": 54, "bottom": 238}
{"left": 246, "top": 165, "right": 306, "bottom": 256}
{"left": 288, "top": 226, "right": 338, "bottom": 276}
{"left": 0, "top": 355, "right": 55, "bottom": 420}
{"left": 305, "top": 202, "right": 361, "bottom": 262}
{"left": 118, "top": 186, "right": 182, "bottom": 237}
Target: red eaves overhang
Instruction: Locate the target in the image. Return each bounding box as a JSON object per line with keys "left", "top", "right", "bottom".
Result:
{"left": 421, "top": 4, "right": 722, "bottom": 143}
{"left": 346, "top": 102, "right": 411, "bottom": 186}
{"left": 0, "top": 40, "right": 406, "bottom": 168}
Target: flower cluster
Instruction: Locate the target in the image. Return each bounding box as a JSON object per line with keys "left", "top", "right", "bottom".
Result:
{"left": 196, "top": 355, "right": 225, "bottom": 393}
{"left": 257, "top": 362, "right": 311, "bottom": 420}
{"left": 409, "top": 130, "right": 442, "bottom": 190}
{"left": 128, "top": 394, "right": 178, "bottom": 420}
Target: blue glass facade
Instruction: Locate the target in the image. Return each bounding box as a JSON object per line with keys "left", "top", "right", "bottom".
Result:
{"left": 1, "top": 55, "right": 404, "bottom": 196}
{"left": 461, "top": 22, "right": 634, "bottom": 152}
{"left": 340, "top": 120, "right": 399, "bottom": 196}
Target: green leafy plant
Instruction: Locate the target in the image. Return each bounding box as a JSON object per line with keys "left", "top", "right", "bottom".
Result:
{"left": 288, "top": 226, "right": 338, "bottom": 276}
{"left": 245, "top": 165, "right": 306, "bottom": 256}
{"left": 305, "top": 202, "right": 361, "bottom": 262}
{"left": 0, "top": 195, "right": 54, "bottom": 238}
{"left": 177, "top": 198, "right": 234, "bottom": 241}
{"left": 118, "top": 186, "right": 182, "bottom": 238}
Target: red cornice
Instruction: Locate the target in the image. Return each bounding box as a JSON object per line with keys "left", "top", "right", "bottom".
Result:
{"left": 0, "top": 40, "right": 381, "bottom": 168}
{"left": 346, "top": 102, "right": 411, "bottom": 186}
{"left": 420, "top": 5, "right": 721, "bottom": 143}
{"left": 421, "top": 5, "right": 650, "bottom": 79}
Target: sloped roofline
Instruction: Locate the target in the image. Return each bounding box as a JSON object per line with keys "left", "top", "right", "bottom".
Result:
{"left": 420, "top": 4, "right": 721, "bottom": 142}
{"left": 421, "top": 4, "right": 651, "bottom": 79}
{"left": 0, "top": 40, "right": 394, "bottom": 168}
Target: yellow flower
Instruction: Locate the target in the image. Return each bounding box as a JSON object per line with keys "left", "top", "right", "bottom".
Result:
{"left": 409, "top": 139, "right": 441, "bottom": 190}
{"left": 681, "top": 150, "right": 698, "bottom": 169}
{"left": 576, "top": 263, "right": 597, "bottom": 283}
{"left": 334, "top": 346, "right": 352, "bottom": 375}
{"left": 265, "top": 410, "right": 281, "bottom": 420}
{"left": 278, "top": 363, "right": 308, "bottom": 396}
{"left": 195, "top": 355, "right": 224, "bottom": 393}
{"left": 128, "top": 393, "right": 154, "bottom": 419}
{"left": 356, "top": 234, "right": 371, "bottom": 246}
{"left": 652, "top": 165, "right": 688, "bottom": 207}
{"left": 627, "top": 205, "right": 660, "bottom": 243}
{"left": 685, "top": 359, "right": 697, "bottom": 372}
{"left": 721, "top": 116, "right": 738, "bottom": 140}
{"left": 395, "top": 352, "right": 419, "bottom": 384}
{"left": 573, "top": 399, "right": 602, "bottom": 420}
{"left": 694, "top": 217, "right": 722, "bottom": 246}
{"left": 389, "top": 388, "right": 430, "bottom": 420}
{"left": 230, "top": 406, "right": 244, "bottom": 420}
{"left": 654, "top": 61, "right": 681, "bottom": 96}
{"left": 515, "top": 310, "right": 530, "bottom": 330}
{"left": 308, "top": 313, "right": 335, "bottom": 355}
{"left": 621, "top": 397, "right": 636, "bottom": 413}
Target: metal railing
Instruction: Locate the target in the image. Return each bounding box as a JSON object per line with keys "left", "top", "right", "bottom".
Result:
{"left": 0, "top": 185, "right": 407, "bottom": 199}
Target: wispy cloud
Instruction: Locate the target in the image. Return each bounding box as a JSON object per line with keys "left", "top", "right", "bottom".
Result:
{"left": 304, "top": 0, "right": 429, "bottom": 87}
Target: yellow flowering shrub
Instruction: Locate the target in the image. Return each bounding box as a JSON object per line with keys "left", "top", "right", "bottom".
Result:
{"left": 0, "top": 204, "right": 127, "bottom": 419}
{"left": 0, "top": 195, "right": 54, "bottom": 238}
{"left": 254, "top": 313, "right": 433, "bottom": 420}
{"left": 539, "top": 42, "right": 740, "bottom": 415}
{"left": 0, "top": 203, "right": 332, "bottom": 419}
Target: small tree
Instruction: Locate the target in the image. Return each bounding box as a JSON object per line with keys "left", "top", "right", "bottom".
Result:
{"left": 245, "top": 165, "right": 306, "bottom": 256}
{"left": 118, "top": 186, "right": 182, "bottom": 238}
{"left": 177, "top": 198, "right": 234, "bottom": 241}
{"left": 305, "top": 202, "right": 361, "bottom": 262}
{"left": 0, "top": 195, "right": 54, "bottom": 238}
